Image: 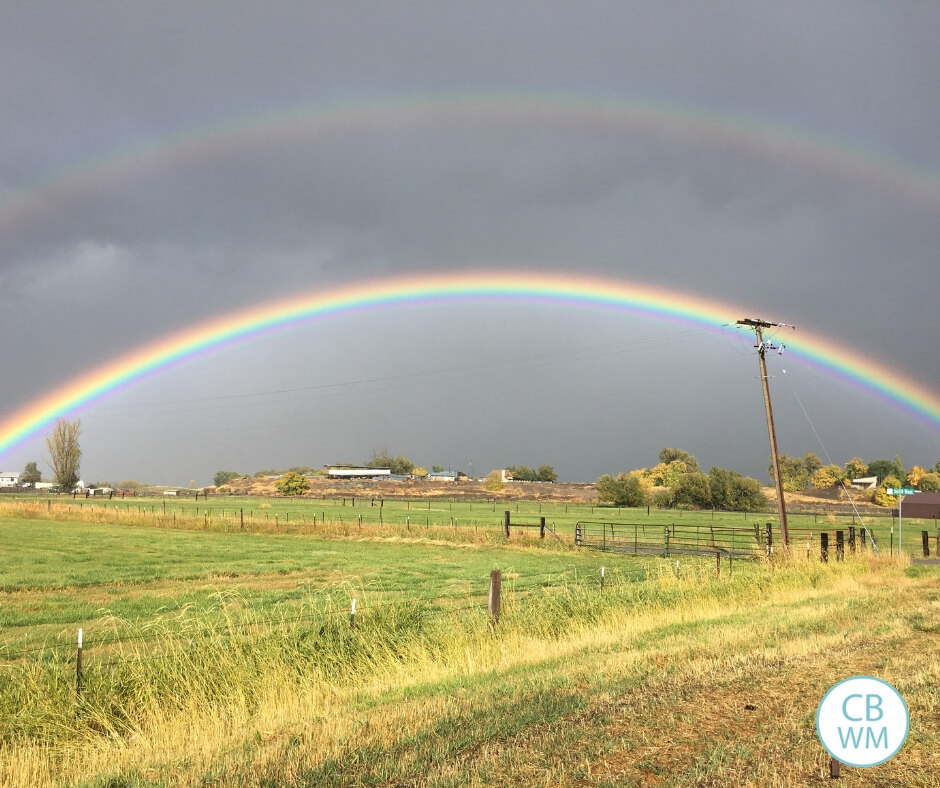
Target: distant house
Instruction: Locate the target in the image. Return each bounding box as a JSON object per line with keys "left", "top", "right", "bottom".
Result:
{"left": 851, "top": 476, "right": 878, "bottom": 490}
{"left": 327, "top": 465, "right": 391, "bottom": 479}
{"left": 893, "top": 492, "right": 940, "bottom": 519}
{"left": 0, "top": 472, "right": 20, "bottom": 488}
{"left": 427, "top": 471, "right": 468, "bottom": 482}
{"left": 163, "top": 489, "right": 179, "bottom": 496}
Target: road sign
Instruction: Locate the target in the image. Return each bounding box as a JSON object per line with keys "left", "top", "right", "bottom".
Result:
{"left": 887, "top": 488, "right": 915, "bottom": 495}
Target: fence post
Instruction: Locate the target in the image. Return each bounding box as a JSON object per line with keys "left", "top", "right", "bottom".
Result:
{"left": 664, "top": 526, "right": 670, "bottom": 558}
{"left": 575, "top": 522, "right": 582, "bottom": 547}
{"left": 849, "top": 526, "right": 856, "bottom": 553}
{"left": 820, "top": 532, "right": 829, "bottom": 563}
{"left": 504, "top": 511, "right": 510, "bottom": 538}
{"left": 830, "top": 757, "right": 841, "bottom": 778}
{"left": 836, "top": 530, "right": 844, "bottom": 561}
{"left": 540, "top": 516, "right": 545, "bottom": 539}
{"left": 923, "top": 531, "right": 930, "bottom": 558}
{"left": 76, "top": 628, "right": 83, "bottom": 702}
{"left": 488, "top": 570, "right": 502, "bottom": 625}
{"left": 240, "top": 508, "right": 244, "bottom": 530}
{"left": 765, "top": 523, "right": 773, "bottom": 557}
{"left": 860, "top": 528, "right": 867, "bottom": 550}
{"left": 716, "top": 551, "right": 721, "bottom": 576}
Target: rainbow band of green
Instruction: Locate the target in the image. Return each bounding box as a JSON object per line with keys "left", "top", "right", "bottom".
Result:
{"left": 1, "top": 271, "right": 938, "bottom": 458}
{"left": 2, "top": 90, "right": 939, "bottom": 239}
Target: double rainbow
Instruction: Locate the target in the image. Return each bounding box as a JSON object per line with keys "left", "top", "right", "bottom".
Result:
{"left": 1, "top": 271, "right": 938, "bottom": 459}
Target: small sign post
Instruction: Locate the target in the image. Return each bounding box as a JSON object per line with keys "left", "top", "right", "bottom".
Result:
{"left": 887, "top": 488, "right": 915, "bottom": 557}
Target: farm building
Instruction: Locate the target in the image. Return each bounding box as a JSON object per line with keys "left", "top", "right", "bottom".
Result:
{"left": 0, "top": 472, "right": 20, "bottom": 487}
{"left": 427, "top": 470, "right": 468, "bottom": 482}
{"left": 327, "top": 465, "right": 391, "bottom": 479}
{"left": 893, "top": 492, "right": 940, "bottom": 519}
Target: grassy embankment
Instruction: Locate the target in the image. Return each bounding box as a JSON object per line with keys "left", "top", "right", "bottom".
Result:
{"left": 1, "top": 502, "right": 938, "bottom": 786}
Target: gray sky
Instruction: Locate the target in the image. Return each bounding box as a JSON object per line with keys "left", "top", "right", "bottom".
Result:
{"left": 1, "top": 1, "right": 938, "bottom": 486}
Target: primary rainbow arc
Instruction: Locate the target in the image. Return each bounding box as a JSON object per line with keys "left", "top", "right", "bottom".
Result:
{"left": 0, "top": 271, "right": 938, "bottom": 460}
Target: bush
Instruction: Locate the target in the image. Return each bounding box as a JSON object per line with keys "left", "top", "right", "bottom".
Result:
{"left": 275, "top": 472, "right": 308, "bottom": 496}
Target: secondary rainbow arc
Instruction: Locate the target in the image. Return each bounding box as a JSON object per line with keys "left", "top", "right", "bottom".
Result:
{"left": 0, "top": 271, "right": 938, "bottom": 460}
{"left": 2, "top": 90, "right": 940, "bottom": 242}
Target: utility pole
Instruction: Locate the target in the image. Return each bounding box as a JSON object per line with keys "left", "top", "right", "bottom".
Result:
{"left": 737, "top": 317, "right": 792, "bottom": 549}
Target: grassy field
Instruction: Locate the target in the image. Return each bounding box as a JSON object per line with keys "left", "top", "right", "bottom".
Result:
{"left": 4, "top": 491, "right": 937, "bottom": 553}
{"left": 1, "top": 499, "right": 938, "bottom": 787}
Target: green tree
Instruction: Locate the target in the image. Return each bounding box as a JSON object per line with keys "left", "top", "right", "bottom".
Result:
{"left": 213, "top": 470, "right": 241, "bottom": 487}
{"left": 20, "top": 461, "right": 41, "bottom": 485}
{"left": 671, "top": 472, "right": 712, "bottom": 508}
{"left": 770, "top": 454, "right": 809, "bottom": 491}
{"left": 595, "top": 472, "right": 649, "bottom": 507}
{"left": 812, "top": 464, "right": 845, "bottom": 489}
{"left": 275, "top": 472, "right": 308, "bottom": 496}
{"left": 708, "top": 467, "right": 766, "bottom": 511}
{"left": 918, "top": 472, "right": 940, "bottom": 492}
{"left": 367, "top": 451, "right": 414, "bottom": 476}
{"left": 45, "top": 418, "right": 82, "bottom": 492}
{"left": 645, "top": 460, "right": 690, "bottom": 487}
{"left": 867, "top": 458, "right": 904, "bottom": 485}
{"left": 507, "top": 465, "right": 537, "bottom": 481}
{"left": 802, "top": 453, "right": 823, "bottom": 475}
{"left": 536, "top": 465, "right": 558, "bottom": 482}
{"left": 412, "top": 466, "right": 429, "bottom": 478}
{"left": 431, "top": 465, "right": 445, "bottom": 473}
{"left": 658, "top": 448, "right": 699, "bottom": 473}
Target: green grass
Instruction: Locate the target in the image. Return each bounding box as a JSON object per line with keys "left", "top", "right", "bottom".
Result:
{"left": 2, "top": 501, "right": 939, "bottom": 787}
{"left": 9, "top": 490, "right": 937, "bottom": 554}
{"left": 0, "top": 513, "right": 662, "bottom": 654}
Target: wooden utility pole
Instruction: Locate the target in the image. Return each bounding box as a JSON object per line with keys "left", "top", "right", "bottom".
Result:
{"left": 737, "top": 318, "right": 791, "bottom": 549}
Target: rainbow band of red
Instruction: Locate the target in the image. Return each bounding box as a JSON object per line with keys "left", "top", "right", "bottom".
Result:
{"left": 1, "top": 272, "right": 938, "bottom": 458}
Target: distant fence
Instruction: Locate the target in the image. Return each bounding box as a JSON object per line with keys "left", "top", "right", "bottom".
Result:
{"left": 575, "top": 521, "right": 766, "bottom": 558}
{"left": 572, "top": 521, "right": 923, "bottom": 560}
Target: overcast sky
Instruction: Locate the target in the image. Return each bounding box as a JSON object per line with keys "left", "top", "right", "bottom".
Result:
{"left": 1, "top": 1, "right": 938, "bottom": 486}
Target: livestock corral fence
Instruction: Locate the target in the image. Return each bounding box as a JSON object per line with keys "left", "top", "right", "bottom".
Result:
{"left": 574, "top": 520, "right": 907, "bottom": 561}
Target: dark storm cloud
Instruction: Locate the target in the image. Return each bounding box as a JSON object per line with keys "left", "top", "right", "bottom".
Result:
{"left": 1, "top": 1, "right": 938, "bottom": 484}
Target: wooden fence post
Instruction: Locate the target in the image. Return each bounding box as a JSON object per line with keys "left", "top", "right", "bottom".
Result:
{"left": 830, "top": 757, "right": 841, "bottom": 778}
{"left": 820, "top": 532, "right": 829, "bottom": 563}
{"left": 835, "top": 530, "right": 844, "bottom": 561}
{"left": 848, "top": 526, "right": 856, "bottom": 553}
{"left": 860, "top": 528, "right": 867, "bottom": 550}
{"left": 504, "top": 511, "right": 510, "bottom": 539}
{"left": 923, "top": 531, "right": 930, "bottom": 558}
{"left": 76, "top": 628, "right": 83, "bottom": 702}
{"left": 539, "top": 516, "right": 545, "bottom": 539}
{"left": 765, "top": 523, "right": 773, "bottom": 557}
{"left": 489, "top": 570, "right": 502, "bottom": 625}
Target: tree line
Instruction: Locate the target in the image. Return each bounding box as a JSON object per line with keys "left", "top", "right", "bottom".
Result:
{"left": 595, "top": 448, "right": 766, "bottom": 511}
